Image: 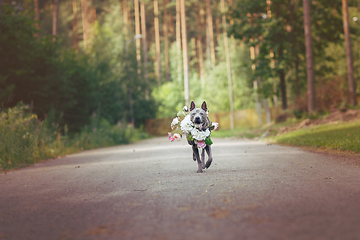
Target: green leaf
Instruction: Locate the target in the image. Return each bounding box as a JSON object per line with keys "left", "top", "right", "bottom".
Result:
{"left": 187, "top": 134, "right": 194, "bottom": 141}
{"left": 205, "top": 137, "right": 213, "bottom": 145}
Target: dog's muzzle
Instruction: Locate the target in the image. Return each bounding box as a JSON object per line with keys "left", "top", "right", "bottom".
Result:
{"left": 194, "top": 117, "right": 202, "bottom": 124}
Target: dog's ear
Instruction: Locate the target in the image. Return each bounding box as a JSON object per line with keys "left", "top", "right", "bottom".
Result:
{"left": 190, "top": 101, "right": 196, "bottom": 111}
{"left": 201, "top": 101, "right": 207, "bottom": 111}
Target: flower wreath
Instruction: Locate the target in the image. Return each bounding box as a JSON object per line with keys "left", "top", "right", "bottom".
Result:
{"left": 168, "top": 106, "right": 219, "bottom": 148}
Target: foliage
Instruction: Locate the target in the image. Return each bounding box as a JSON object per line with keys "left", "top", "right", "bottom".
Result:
{"left": 0, "top": 13, "right": 97, "bottom": 132}
{"left": 73, "top": 115, "right": 151, "bottom": 150}
{"left": 152, "top": 38, "right": 254, "bottom": 118}
{"left": 0, "top": 4, "right": 157, "bottom": 132}
{"left": 0, "top": 104, "right": 57, "bottom": 170}
{"left": 229, "top": 0, "right": 345, "bottom": 109}
{"left": 0, "top": 104, "right": 151, "bottom": 171}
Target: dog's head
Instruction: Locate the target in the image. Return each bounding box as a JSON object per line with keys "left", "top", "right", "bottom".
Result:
{"left": 189, "top": 101, "right": 208, "bottom": 129}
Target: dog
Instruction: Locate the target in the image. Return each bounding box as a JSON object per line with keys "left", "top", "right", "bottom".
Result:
{"left": 187, "top": 101, "right": 213, "bottom": 173}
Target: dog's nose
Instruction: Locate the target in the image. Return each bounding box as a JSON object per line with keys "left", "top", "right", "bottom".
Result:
{"left": 195, "top": 116, "right": 201, "bottom": 123}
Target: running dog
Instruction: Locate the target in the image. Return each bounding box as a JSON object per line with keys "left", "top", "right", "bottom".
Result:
{"left": 187, "top": 101, "right": 213, "bottom": 173}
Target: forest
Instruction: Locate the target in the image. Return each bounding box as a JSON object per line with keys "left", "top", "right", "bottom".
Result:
{"left": 1, "top": 0, "right": 360, "bottom": 134}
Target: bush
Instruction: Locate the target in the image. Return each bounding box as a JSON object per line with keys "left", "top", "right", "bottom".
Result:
{"left": 73, "top": 116, "right": 151, "bottom": 150}
{"left": 0, "top": 104, "right": 151, "bottom": 171}
{"left": 0, "top": 104, "right": 58, "bottom": 170}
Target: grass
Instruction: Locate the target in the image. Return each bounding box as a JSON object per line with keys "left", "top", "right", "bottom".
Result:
{"left": 211, "top": 113, "right": 360, "bottom": 154}
{"left": 272, "top": 121, "right": 360, "bottom": 153}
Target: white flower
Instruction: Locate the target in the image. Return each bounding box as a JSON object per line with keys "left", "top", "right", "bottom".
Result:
{"left": 171, "top": 117, "right": 179, "bottom": 129}
{"left": 173, "top": 133, "right": 182, "bottom": 141}
{"left": 180, "top": 115, "right": 194, "bottom": 133}
{"left": 212, "top": 122, "right": 219, "bottom": 130}
{"left": 191, "top": 128, "right": 210, "bottom": 141}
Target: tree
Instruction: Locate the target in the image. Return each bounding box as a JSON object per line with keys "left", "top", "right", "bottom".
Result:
{"left": 303, "top": 0, "right": 315, "bottom": 113}
{"left": 72, "top": 0, "right": 79, "bottom": 49}
{"left": 342, "top": 0, "right": 357, "bottom": 106}
{"left": 206, "top": 0, "right": 216, "bottom": 68}
{"left": 180, "top": 0, "right": 189, "bottom": 106}
{"left": 140, "top": 0, "right": 149, "bottom": 100}
{"left": 53, "top": 0, "right": 59, "bottom": 38}
{"left": 163, "top": 0, "right": 170, "bottom": 82}
{"left": 34, "top": 0, "right": 39, "bottom": 36}
{"left": 221, "top": 0, "right": 234, "bottom": 129}
{"left": 229, "top": 0, "right": 344, "bottom": 112}
{"left": 134, "top": 0, "right": 141, "bottom": 71}
{"left": 80, "top": 0, "right": 96, "bottom": 49}
{"left": 154, "top": 0, "right": 161, "bottom": 85}
{"left": 176, "top": 0, "right": 182, "bottom": 83}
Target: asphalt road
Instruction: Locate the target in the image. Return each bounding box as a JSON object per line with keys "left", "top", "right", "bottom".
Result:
{"left": 1, "top": 137, "right": 360, "bottom": 240}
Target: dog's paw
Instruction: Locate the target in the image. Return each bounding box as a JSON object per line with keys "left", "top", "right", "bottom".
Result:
{"left": 197, "top": 169, "right": 203, "bottom": 173}
{"left": 205, "top": 160, "right": 212, "bottom": 169}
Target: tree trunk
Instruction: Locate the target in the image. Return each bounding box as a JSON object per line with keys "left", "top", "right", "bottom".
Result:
{"left": 279, "top": 70, "right": 287, "bottom": 110}
{"left": 275, "top": 3, "right": 287, "bottom": 110}
{"left": 180, "top": 0, "right": 189, "bottom": 106}
{"left": 176, "top": 0, "right": 182, "bottom": 82}
{"left": 81, "top": 0, "right": 95, "bottom": 49}
{"left": 34, "top": 0, "right": 40, "bottom": 37}
{"left": 221, "top": 0, "right": 234, "bottom": 130}
{"left": 206, "top": 0, "right": 216, "bottom": 68}
{"left": 163, "top": 0, "right": 170, "bottom": 82}
{"left": 342, "top": 0, "right": 357, "bottom": 106}
{"left": 52, "top": 0, "right": 59, "bottom": 39}
{"left": 154, "top": 0, "right": 162, "bottom": 85}
{"left": 72, "top": 0, "right": 79, "bottom": 49}
{"left": 134, "top": 0, "right": 141, "bottom": 73}
{"left": 290, "top": 0, "right": 300, "bottom": 98}
{"left": 229, "top": 0, "right": 236, "bottom": 52}
{"left": 169, "top": 14, "right": 174, "bottom": 36}
{"left": 140, "top": 0, "right": 150, "bottom": 101}
{"left": 205, "top": 6, "right": 211, "bottom": 78}
{"left": 140, "top": 0, "right": 149, "bottom": 100}
{"left": 278, "top": 43, "right": 287, "bottom": 110}
{"left": 122, "top": 0, "right": 128, "bottom": 36}
{"left": 126, "top": 41, "right": 135, "bottom": 127}
{"left": 215, "top": 16, "right": 220, "bottom": 46}
{"left": 303, "top": 0, "right": 315, "bottom": 113}
{"left": 197, "top": 12, "right": 205, "bottom": 87}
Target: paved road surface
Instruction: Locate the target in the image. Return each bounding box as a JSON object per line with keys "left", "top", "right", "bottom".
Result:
{"left": 1, "top": 137, "right": 360, "bottom": 240}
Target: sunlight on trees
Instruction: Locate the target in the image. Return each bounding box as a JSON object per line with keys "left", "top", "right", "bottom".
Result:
{"left": 1, "top": 0, "right": 360, "bottom": 133}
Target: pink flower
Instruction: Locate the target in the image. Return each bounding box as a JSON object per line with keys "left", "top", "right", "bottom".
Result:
{"left": 168, "top": 132, "right": 175, "bottom": 142}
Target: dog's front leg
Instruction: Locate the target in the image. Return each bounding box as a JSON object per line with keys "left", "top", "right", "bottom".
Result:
{"left": 192, "top": 145, "right": 203, "bottom": 173}
{"left": 201, "top": 148, "right": 206, "bottom": 169}
{"left": 205, "top": 145, "right": 213, "bottom": 169}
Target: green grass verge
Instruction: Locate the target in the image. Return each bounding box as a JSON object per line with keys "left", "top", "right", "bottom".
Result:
{"left": 211, "top": 117, "right": 360, "bottom": 154}
{"left": 272, "top": 121, "right": 360, "bottom": 152}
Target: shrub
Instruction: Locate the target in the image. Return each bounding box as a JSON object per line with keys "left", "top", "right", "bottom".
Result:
{"left": 0, "top": 104, "right": 151, "bottom": 171}
{"left": 0, "top": 104, "right": 55, "bottom": 170}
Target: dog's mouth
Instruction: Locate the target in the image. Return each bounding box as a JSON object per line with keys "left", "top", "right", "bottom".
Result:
{"left": 194, "top": 117, "right": 202, "bottom": 125}
{"left": 194, "top": 122, "right": 203, "bottom": 129}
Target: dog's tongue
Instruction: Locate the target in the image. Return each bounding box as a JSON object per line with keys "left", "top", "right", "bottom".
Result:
{"left": 197, "top": 140, "right": 206, "bottom": 148}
